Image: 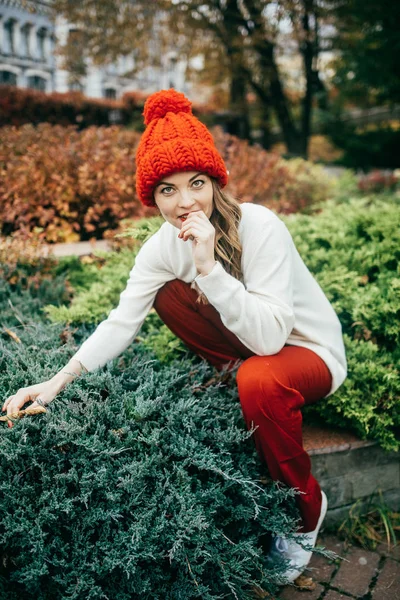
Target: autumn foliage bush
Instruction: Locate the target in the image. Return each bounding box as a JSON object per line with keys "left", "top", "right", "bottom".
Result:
{"left": 212, "top": 128, "right": 334, "bottom": 212}
{"left": 0, "top": 85, "right": 225, "bottom": 131}
{"left": 0, "top": 85, "right": 140, "bottom": 129}
{"left": 357, "top": 169, "right": 399, "bottom": 193}
{"left": 0, "top": 125, "right": 157, "bottom": 242}
{"left": 0, "top": 124, "right": 334, "bottom": 243}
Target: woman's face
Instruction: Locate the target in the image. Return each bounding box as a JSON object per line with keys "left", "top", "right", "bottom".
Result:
{"left": 153, "top": 171, "right": 214, "bottom": 229}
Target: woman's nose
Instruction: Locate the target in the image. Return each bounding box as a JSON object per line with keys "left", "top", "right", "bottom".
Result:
{"left": 178, "top": 191, "right": 195, "bottom": 208}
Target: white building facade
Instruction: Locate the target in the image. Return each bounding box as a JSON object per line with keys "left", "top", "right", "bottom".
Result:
{"left": 0, "top": 0, "right": 189, "bottom": 99}
{"left": 0, "top": 0, "right": 55, "bottom": 91}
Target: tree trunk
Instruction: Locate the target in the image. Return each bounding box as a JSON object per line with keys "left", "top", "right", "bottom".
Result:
{"left": 227, "top": 67, "right": 251, "bottom": 140}
{"left": 243, "top": 0, "right": 304, "bottom": 155}
{"left": 225, "top": 0, "right": 251, "bottom": 140}
{"left": 312, "top": 7, "right": 329, "bottom": 112}
{"left": 300, "top": 0, "right": 314, "bottom": 159}
{"left": 257, "top": 100, "right": 272, "bottom": 149}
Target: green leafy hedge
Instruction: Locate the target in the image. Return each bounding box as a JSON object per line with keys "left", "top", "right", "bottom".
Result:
{"left": 0, "top": 282, "right": 300, "bottom": 598}
{"left": 45, "top": 182, "right": 400, "bottom": 451}
{"left": 284, "top": 194, "right": 400, "bottom": 450}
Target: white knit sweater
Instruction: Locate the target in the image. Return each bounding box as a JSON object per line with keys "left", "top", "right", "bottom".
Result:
{"left": 72, "top": 203, "right": 347, "bottom": 395}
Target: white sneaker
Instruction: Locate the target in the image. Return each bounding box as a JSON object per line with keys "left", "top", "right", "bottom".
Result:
{"left": 269, "top": 490, "right": 328, "bottom": 584}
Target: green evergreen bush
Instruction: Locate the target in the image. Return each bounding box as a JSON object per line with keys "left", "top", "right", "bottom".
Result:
{"left": 45, "top": 249, "right": 138, "bottom": 325}
{"left": 0, "top": 233, "right": 314, "bottom": 598}
{"left": 0, "top": 321, "right": 301, "bottom": 598}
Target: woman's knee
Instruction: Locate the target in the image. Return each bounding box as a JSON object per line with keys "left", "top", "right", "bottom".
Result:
{"left": 237, "top": 356, "right": 279, "bottom": 393}
{"left": 236, "top": 356, "right": 299, "bottom": 423}
{"left": 154, "top": 279, "right": 192, "bottom": 315}
{"left": 237, "top": 358, "right": 280, "bottom": 416}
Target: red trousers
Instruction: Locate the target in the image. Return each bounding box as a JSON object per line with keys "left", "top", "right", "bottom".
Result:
{"left": 154, "top": 280, "right": 332, "bottom": 532}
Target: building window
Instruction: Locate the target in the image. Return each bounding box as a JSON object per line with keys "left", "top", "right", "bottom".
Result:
{"left": 0, "top": 70, "right": 17, "bottom": 85}
{"left": 104, "top": 88, "right": 117, "bottom": 99}
{"left": 27, "top": 75, "right": 46, "bottom": 91}
{"left": 4, "top": 19, "right": 16, "bottom": 55}
{"left": 69, "top": 81, "right": 84, "bottom": 92}
{"left": 37, "top": 28, "right": 47, "bottom": 61}
{"left": 21, "top": 24, "right": 32, "bottom": 57}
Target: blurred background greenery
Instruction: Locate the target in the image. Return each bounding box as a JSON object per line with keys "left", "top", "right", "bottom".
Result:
{"left": 1, "top": 0, "right": 399, "bottom": 169}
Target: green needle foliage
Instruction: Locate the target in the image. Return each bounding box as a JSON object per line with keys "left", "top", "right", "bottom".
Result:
{"left": 0, "top": 324, "right": 299, "bottom": 598}
{"left": 0, "top": 257, "right": 302, "bottom": 598}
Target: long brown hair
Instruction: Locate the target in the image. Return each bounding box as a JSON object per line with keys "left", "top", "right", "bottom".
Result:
{"left": 192, "top": 180, "right": 243, "bottom": 304}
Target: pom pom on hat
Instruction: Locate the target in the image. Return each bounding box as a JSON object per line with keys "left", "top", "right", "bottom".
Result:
{"left": 143, "top": 89, "right": 192, "bottom": 125}
{"left": 136, "top": 88, "right": 228, "bottom": 206}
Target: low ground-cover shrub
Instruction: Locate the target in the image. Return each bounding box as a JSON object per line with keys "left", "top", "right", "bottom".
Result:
{"left": 0, "top": 272, "right": 302, "bottom": 598}
{"left": 45, "top": 181, "right": 400, "bottom": 450}
{"left": 0, "top": 233, "right": 72, "bottom": 327}
{"left": 0, "top": 124, "right": 334, "bottom": 242}
{"left": 46, "top": 249, "right": 139, "bottom": 325}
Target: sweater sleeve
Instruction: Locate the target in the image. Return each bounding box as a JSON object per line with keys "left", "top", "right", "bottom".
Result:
{"left": 71, "top": 232, "right": 174, "bottom": 372}
{"left": 193, "top": 215, "right": 295, "bottom": 356}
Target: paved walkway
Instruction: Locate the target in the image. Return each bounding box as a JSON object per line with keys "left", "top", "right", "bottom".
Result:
{"left": 43, "top": 239, "right": 112, "bottom": 258}
{"left": 275, "top": 534, "right": 400, "bottom": 599}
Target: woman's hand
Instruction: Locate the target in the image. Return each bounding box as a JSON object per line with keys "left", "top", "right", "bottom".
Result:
{"left": 178, "top": 210, "right": 217, "bottom": 276}
{"left": 2, "top": 380, "right": 60, "bottom": 428}
{"left": 2, "top": 359, "right": 84, "bottom": 428}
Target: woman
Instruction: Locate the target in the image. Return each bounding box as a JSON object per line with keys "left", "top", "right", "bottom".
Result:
{"left": 2, "top": 89, "right": 347, "bottom": 583}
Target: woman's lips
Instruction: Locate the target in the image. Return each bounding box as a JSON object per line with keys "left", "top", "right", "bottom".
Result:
{"left": 178, "top": 213, "right": 188, "bottom": 221}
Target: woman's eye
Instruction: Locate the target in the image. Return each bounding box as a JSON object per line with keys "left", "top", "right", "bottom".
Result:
{"left": 161, "top": 186, "right": 174, "bottom": 194}
{"left": 192, "top": 179, "right": 204, "bottom": 188}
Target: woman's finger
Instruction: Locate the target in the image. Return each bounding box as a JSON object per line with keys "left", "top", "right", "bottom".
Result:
{"left": 179, "top": 221, "right": 210, "bottom": 237}
{"left": 2, "top": 395, "right": 14, "bottom": 411}
{"left": 7, "top": 393, "right": 33, "bottom": 417}
{"left": 185, "top": 212, "right": 210, "bottom": 226}
{"left": 181, "top": 228, "right": 204, "bottom": 241}
{"left": 192, "top": 211, "right": 210, "bottom": 223}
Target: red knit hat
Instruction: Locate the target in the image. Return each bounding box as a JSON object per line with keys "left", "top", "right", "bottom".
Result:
{"left": 135, "top": 89, "right": 228, "bottom": 206}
